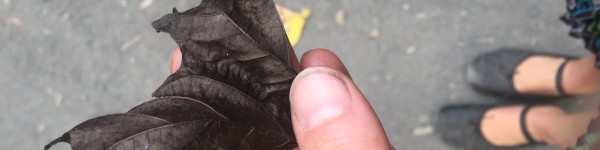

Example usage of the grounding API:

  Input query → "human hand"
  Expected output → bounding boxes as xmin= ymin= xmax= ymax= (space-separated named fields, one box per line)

xmin=170 ymin=47 xmax=391 ymax=149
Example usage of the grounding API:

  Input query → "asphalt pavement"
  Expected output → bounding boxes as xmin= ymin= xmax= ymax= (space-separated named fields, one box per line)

xmin=0 ymin=0 xmax=590 ymax=149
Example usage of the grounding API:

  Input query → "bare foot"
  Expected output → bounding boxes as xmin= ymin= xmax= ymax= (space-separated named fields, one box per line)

xmin=513 ymin=56 xmax=566 ymax=96
xmin=513 ymin=54 xmax=600 ymax=96
xmin=481 ymin=105 xmax=598 ymax=149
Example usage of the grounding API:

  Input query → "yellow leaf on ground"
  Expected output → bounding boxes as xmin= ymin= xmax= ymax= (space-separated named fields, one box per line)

xmin=276 ymin=4 xmax=310 ymax=47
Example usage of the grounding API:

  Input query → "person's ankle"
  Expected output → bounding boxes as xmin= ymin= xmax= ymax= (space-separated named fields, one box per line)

xmin=562 ymin=55 xmax=600 ymax=96
xmin=568 ymin=85 xmax=600 ymax=95
xmin=563 ymin=77 xmax=600 ymax=95
xmin=526 ymin=106 xmax=564 ymax=144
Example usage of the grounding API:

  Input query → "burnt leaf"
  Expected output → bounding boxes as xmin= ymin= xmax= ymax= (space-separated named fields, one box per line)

xmin=152 ymin=74 xmax=291 ymax=135
xmin=197 ymin=0 xmax=292 ymax=65
xmin=127 ymin=97 xmax=228 ymax=123
xmin=45 ymin=0 xmax=297 ymax=149
xmin=107 ymin=120 xmax=213 ymax=150
xmin=185 ymin=120 xmax=297 ymax=150
xmin=44 ymin=114 xmax=171 ymax=150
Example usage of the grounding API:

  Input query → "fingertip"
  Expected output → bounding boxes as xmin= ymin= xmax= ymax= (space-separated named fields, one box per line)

xmin=300 ymin=48 xmax=351 ymax=77
xmin=290 ymin=67 xmax=390 ymax=149
xmin=170 ymin=47 xmax=182 ymax=74
xmin=290 ymin=67 xmax=352 ymax=130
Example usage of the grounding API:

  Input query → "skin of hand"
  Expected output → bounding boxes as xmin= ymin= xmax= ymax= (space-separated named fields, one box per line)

xmin=170 ymin=47 xmax=392 ymax=150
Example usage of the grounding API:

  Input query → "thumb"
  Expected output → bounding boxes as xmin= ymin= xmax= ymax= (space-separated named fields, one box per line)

xmin=290 ymin=67 xmax=391 ymax=149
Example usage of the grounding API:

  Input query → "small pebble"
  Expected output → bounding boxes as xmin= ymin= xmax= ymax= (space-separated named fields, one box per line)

xmin=45 ymin=87 xmax=63 ymax=107
xmin=369 ymin=28 xmax=380 ymax=38
xmin=119 ymin=0 xmax=127 ymax=7
xmin=121 ymin=36 xmax=141 ymax=50
xmin=412 ymin=126 xmax=434 ymax=136
xmin=402 ymin=4 xmax=410 ymax=11
xmin=415 ymin=13 xmax=427 ymax=19
xmin=139 ymin=0 xmax=153 ymax=9
xmin=54 ymin=94 xmax=63 ymax=107
xmin=406 ymin=46 xmax=416 ymax=54
xmin=37 ymin=123 xmax=46 ymax=133
xmin=334 ymin=10 xmax=345 ymax=26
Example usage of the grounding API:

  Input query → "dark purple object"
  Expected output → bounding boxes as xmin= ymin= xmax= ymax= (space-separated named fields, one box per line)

xmin=44 ymin=0 xmax=297 ymax=149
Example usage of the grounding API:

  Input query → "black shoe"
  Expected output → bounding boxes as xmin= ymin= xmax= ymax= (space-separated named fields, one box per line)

xmin=466 ymin=49 xmax=577 ymax=100
xmin=435 ymin=104 xmax=541 ymax=150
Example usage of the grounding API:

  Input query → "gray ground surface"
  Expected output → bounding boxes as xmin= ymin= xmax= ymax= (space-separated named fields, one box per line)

xmin=0 ymin=0 xmax=592 ymax=149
